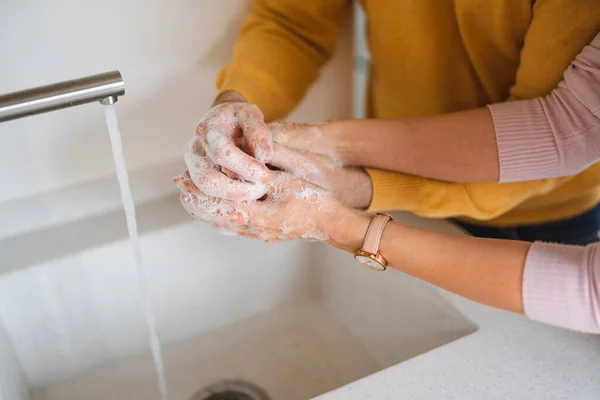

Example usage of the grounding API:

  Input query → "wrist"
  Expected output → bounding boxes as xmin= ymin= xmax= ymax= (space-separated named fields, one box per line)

xmin=323 ymin=120 xmax=356 ymax=165
xmin=213 ymin=90 xmax=246 ymax=106
xmin=327 ymin=209 xmax=371 ymax=252
xmin=325 ymin=119 xmax=378 ymax=166
xmin=336 ymin=167 xmax=372 ymax=210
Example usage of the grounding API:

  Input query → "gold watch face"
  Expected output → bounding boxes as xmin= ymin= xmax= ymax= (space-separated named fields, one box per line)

xmin=354 ymin=254 xmax=386 ymax=271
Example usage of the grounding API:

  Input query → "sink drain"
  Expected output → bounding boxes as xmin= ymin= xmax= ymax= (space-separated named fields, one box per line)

xmin=190 ymin=380 xmax=270 ymax=400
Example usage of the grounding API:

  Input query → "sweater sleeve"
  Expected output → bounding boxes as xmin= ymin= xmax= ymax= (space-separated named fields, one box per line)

xmin=523 ymin=242 xmax=600 ymax=333
xmin=366 ymin=168 xmax=571 ymax=220
xmin=490 ymin=32 xmax=600 ymax=182
xmin=216 ymin=0 xmax=351 ymax=122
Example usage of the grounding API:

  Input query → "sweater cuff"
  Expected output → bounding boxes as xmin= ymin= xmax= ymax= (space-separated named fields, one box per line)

xmin=216 ymin=65 xmax=290 ymax=122
xmin=523 ymin=242 xmax=599 ymax=333
xmin=488 ymin=100 xmax=560 ymax=182
xmin=365 ymin=168 xmax=423 ymax=212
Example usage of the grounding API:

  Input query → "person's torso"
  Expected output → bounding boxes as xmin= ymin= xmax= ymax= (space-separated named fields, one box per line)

xmin=361 ymin=0 xmax=532 ymax=117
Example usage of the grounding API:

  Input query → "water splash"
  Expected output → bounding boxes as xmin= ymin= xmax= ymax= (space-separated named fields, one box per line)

xmin=103 ymin=104 xmax=168 ymax=400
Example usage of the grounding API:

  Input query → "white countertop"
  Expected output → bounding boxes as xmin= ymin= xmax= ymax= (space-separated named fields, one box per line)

xmin=317 ymin=215 xmax=600 ymax=400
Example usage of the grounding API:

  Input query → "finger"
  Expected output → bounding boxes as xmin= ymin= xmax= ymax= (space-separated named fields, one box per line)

xmin=201 ymin=129 xmax=271 ymax=184
xmin=238 ymin=105 xmax=273 ymax=163
xmin=174 ymin=174 xmax=249 ymax=225
xmin=211 ymin=220 xmax=249 ymax=232
xmin=269 ymin=122 xmax=324 ymax=153
xmin=179 ymin=195 xmax=210 ymax=221
xmin=221 ymin=167 xmax=239 ymax=180
xmin=211 ymin=222 xmax=248 ymax=232
xmin=264 ymin=172 xmax=326 ymax=206
xmin=178 ymin=191 xmax=216 ymax=223
xmin=269 ymin=144 xmax=314 ymax=176
xmin=195 ymin=104 xmax=238 ymax=139
xmin=246 ymin=226 xmax=275 ymax=242
xmin=269 ymin=144 xmax=331 ymax=190
xmin=211 ymin=222 xmax=246 ymax=237
xmin=184 ymin=145 xmax=268 ymax=201
xmin=179 ymin=189 xmax=247 ymax=225
xmin=195 ymin=104 xmax=269 ymax=182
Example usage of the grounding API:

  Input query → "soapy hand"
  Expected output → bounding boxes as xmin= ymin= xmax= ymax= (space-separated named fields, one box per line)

xmin=173 ymin=170 xmax=347 ymax=243
xmin=268 ymin=122 xmax=341 ymax=163
xmin=269 ymin=123 xmax=372 ymax=209
xmin=269 ymin=143 xmax=371 ymax=209
xmin=184 ymin=102 xmax=273 ymax=201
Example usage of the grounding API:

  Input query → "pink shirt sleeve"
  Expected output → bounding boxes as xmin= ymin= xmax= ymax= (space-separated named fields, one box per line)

xmin=489 ymin=32 xmax=600 ymax=182
xmin=487 ymin=32 xmax=600 ymax=333
xmin=523 ymin=242 xmax=600 ymax=333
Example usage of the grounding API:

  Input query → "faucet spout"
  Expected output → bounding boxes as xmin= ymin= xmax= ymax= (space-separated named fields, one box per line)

xmin=100 ymin=95 xmax=119 ymax=105
xmin=0 ymin=70 xmax=125 ymax=122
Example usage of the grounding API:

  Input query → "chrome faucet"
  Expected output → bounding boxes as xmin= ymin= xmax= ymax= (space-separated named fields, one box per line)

xmin=0 ymin=70 xmax=125 ymax=122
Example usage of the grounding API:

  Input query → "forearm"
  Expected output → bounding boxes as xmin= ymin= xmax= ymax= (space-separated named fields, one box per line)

xmin=330 ymin=211 xmax=530 ymax=313
xmin=328 ymin=108 xmax=500 ymax=182
xmin=226 ymin=91 xmax=497 ymax=179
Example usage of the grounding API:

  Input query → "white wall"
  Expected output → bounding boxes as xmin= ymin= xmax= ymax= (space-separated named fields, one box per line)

xmin=0 ymin=322 xmax=28 ymax=400
xmin=0 ymin=0 xmax=352 ymax=204
xmin=0 ymin=0 xmax=352 ymax=390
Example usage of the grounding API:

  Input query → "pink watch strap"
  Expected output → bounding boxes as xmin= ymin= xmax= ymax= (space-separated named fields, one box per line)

xmin=361 ymin=213 xmax=392 ymax=254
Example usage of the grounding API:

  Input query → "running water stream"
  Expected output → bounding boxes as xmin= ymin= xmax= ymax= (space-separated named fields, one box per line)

xmin=103 ymin=104 xmax=169 ymax=400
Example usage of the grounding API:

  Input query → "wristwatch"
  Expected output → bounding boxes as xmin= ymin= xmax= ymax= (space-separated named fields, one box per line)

xmin=354 ymin=212 xmax=393 ymax=271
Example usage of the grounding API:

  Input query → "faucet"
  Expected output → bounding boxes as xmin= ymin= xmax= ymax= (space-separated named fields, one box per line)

xmin=0 ymin=70 xmax=125 ymax=122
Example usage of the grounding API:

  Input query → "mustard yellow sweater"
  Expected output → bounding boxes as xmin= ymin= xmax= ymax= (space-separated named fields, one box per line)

xmin=217 ymin=0 xmax=600 ymax=226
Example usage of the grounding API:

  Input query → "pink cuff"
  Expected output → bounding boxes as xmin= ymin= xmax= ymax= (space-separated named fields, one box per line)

xmin=523 ymin=242 xmax=600 ymax=333
xmin=488 ymin=100 xmax=559 ymax=182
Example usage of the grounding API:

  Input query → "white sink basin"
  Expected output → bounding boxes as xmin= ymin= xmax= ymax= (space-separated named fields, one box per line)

xmin=0 ymin=189 xmax=477 ymax=400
